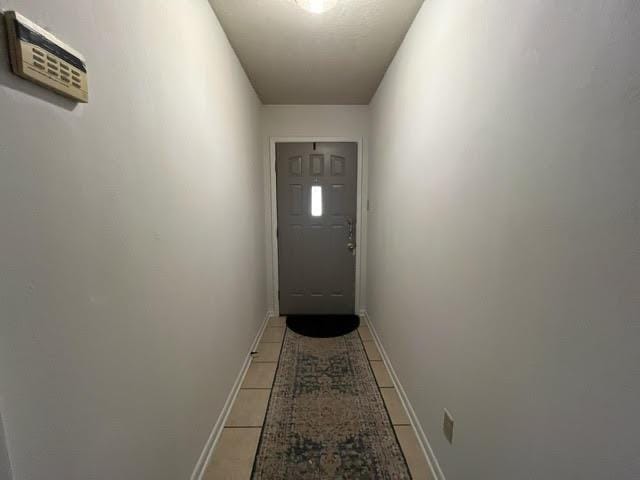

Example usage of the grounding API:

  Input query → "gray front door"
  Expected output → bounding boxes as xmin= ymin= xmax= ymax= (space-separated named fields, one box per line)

xmin=276 ymin=142 xmax=358 ymax=315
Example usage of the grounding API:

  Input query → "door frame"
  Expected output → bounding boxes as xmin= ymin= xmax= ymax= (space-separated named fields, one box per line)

xmin=269 ymin=136 xmax=366 ymax=316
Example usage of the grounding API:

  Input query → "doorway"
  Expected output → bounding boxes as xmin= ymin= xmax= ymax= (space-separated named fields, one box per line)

xmin=275 ymin=142 xmax=359 ymax=315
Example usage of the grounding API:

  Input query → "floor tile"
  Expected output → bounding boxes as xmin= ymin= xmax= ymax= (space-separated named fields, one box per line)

xmin=370 ymin=360 xmax=393 ymax=387
xmin=358 ymin=325 xmax=373 ymax=341
xmin=268 ymin=316 xmax=286 ymax=328
xmin=252 ymin=341 xmax=281 ymax=363
xmin=394 ymin=426 xmax=434 ymax=480
xmin=363 ymin=340 xmax=382 ymax=361
xmin=242 ymin=362 xmax=277 ymax=389
xmin=226 ymin=389 xmax=271 ymax=427
xmin=204 ymin=427 xmax=261 ymax=480
xmin=261 ymin=327 xmax=285 ymax=343
xmin=381 ymin=388 xmax=410 ymax=425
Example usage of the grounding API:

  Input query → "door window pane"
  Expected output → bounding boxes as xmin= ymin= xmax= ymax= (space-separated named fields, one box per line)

xmin=311 ymin=186 xmax=323 ymax=217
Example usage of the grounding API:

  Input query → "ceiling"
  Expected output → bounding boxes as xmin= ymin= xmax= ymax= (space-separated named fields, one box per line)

xmin=208 ymin=0 xmax=424 ymax=105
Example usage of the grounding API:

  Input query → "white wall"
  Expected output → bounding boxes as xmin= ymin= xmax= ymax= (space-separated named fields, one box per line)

xmin=261 ymin=105 xmax=370 ymax=313
xmin=0 ymin=1 xmax=266 ymax=479
xmin=367 ymin=1 xmax=640 ymax=479
xmin=0 ymin=414 xmax=11 ymax=480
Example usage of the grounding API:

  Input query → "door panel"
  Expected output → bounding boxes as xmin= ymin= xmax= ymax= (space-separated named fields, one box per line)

xmin=276 ymin=142 xmax=357 ymax=314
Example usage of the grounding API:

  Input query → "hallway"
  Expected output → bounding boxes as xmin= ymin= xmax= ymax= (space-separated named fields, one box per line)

xmin=204 ymin=316 xmax=431 ymax=479
xmin=1 ymin=1 xmax=639 ymax=479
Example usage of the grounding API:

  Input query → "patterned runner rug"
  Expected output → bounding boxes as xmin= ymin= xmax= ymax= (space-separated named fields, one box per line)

xmin=252 ymin=329 xmax=411 ymax=479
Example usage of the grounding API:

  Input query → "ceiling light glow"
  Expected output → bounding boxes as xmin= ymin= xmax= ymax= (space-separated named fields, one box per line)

xmin=295 ymin=0 xmax=338 ymax=14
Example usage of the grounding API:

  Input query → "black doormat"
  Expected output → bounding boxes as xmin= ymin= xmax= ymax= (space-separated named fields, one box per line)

xmin=286 ymin=315 xmax=360 ymax=338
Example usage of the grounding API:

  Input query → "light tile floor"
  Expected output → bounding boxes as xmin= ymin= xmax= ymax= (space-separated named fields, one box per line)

xmin=395 ymin=426 xmax=434 ymax=480
xmin=203 ymin=428 xmax=261 ymax=480
xmin=251 ymin=341 xmax=281 ymax=363
xmin=242 ymin=363 xmax=277 ymax=389
xmin=370 ymin=360 xmax=394 ymax=387
xmin=226 ymin=389 xmax=270 ymax=427
xmin=381 ymin=387 xmax=411 ymax=426
xmin=204 ymin=316 xmax=434 ymax=479
xmin=363 ymin=340 xmax=382 ymax=361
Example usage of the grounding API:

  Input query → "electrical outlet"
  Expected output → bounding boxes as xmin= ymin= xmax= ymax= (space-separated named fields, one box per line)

xmin=443 ymin=409 xmax=454 ymax=444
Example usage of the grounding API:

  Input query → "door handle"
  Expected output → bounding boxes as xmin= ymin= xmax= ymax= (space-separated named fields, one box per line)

xmin=346 ymin=217 xmax=354 ymax=238
xmin=346 ymin=217 xmax=356 ymax=255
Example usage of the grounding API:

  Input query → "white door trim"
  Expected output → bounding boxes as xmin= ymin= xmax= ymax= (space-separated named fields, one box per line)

xmin=269 ymin=136 xmax=365 ymax=316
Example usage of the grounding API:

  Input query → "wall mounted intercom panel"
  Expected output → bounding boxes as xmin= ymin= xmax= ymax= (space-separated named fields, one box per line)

xmin=4 ymin=11 xmax=88 ymax=102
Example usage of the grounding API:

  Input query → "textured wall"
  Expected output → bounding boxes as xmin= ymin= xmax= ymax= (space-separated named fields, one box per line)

xmin=367 ymin=1 xmax=640 ymax=478
xmin=0 ymin=412 xmax=12 ymax=480
xmin=0 ymin=1 xmax=265 ymax=479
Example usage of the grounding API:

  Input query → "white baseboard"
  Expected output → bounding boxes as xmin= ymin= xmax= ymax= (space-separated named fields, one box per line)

xmin=361 ymin=311 xmax=446 ymax=480
xmin=190 ymin=310 xmax=274 ymax=480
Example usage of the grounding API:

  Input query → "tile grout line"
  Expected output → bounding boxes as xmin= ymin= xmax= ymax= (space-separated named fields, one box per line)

xmin=356 ymin=321 xmax=413 ymax=476
xmin=363 ymin=312 xmax=443 ymax=480
xmin=224 ymin=426 xmax=264 ymax=429
xmin=362 ymin=342 xmax=412 ymax=426
xmin=213 ymin=319 xmax=285 ymax=477
xmin=250 ymin=318 xmax=288 ymax=477
xmin=193 ymin=311 xmax=274 ymax=480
